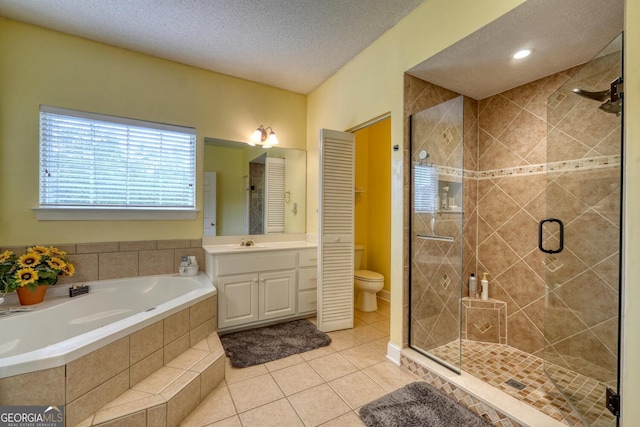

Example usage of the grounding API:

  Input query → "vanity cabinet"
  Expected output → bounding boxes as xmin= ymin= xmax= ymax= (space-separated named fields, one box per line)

xmin=298 ymin=250 xmax=318 ymax=314
xmin=206 ymin=247 xmax=317 ymax=332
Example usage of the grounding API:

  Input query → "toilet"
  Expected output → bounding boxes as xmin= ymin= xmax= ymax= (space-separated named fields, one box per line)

xmin=354 ymin=244 xmax=384 ymax=312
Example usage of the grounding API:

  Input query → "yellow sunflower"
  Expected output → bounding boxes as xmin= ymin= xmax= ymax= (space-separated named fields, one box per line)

xmin=62 ymin=262 xmax=75 ymax=276
xmin=28 ymin=245 xmax=50 ymax=256
xmin=47 ymin=257 xmax=66 ymax=271
xmin=48 ymin=247 xmax=67 ymax=258
xmin=0 ymin=250 xmax=13 ymax=262
xmin=15 ymin=267 xmax=39 ymax=287
xmin=18 ymin=252 xmax=42 ymax=268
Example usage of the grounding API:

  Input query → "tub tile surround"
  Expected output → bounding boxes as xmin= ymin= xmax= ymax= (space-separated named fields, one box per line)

xmin=0 ymin=293 xmax=219 ymax=427
xmin=69 ymin=295 xmax=220 ymax=426
xmin=404 ymin=49 xmax=621 ymax=427
xmin=0 ymin=239 xmax=205 ymax=285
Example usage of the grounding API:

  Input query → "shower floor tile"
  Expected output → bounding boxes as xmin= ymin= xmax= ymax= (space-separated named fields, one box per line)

xmin=429 ymin=340 xmax=616 ymax=427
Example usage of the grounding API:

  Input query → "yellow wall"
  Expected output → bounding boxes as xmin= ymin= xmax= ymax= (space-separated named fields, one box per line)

xmin=354 ymin=129 xmax=369 ymax=255
xmin=367 ymin=119 xmax=391 ymax=292
xmin=622 ymin=0 xmax=640 ymax=423
xmin=203 ymin=145 xmax=245 ymax=236
xmin=354 ymin=119 xmax=391 ymax=292
xmin=0 ymin=18 xmax=306 ymax=245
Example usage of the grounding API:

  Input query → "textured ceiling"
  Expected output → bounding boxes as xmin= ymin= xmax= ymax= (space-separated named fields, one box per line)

xmin=408 ymin=0 xmax=624 ymax=100
xmin=0 ymin=0 xmax=425 ymax=94
xmin=0 ymin=0 xmax=624 ymax=98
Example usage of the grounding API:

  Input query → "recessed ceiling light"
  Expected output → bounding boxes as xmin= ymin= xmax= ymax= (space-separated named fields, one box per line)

xmin=513 ymin=49 xmax=532 ymax=59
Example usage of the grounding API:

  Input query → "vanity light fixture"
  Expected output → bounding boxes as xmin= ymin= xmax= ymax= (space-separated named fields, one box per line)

xmin=513 ymin=49 xmax=532 ymax=59
xmin=250 ymin=125 xmax=279 ymax=148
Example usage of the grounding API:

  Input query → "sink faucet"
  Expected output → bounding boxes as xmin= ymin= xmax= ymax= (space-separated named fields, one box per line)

xmin=240 ymin=237 xmax=255 ymax=247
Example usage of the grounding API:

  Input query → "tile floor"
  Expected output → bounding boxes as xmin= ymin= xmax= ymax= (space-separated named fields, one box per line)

xmin=181 ymin=300 xmax=420 ymax=426
xmin=428 ymin=340 xmax=615 ymax=427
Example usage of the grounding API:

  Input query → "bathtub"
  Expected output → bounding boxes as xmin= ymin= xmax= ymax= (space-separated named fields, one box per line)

xmin=0 ymin=272 xmax=216 ymax=379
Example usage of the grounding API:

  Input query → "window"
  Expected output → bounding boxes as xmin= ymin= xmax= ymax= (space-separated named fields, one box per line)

xmin=37 ymin=106 xmax=196 ymax=220
xmin=413 ymin=164 xmax=438 ymax=213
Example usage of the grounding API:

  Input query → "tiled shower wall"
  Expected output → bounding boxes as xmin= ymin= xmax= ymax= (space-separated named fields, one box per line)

xmin=476 ymin=50 xmax=620 ymax=364
xmin=0 ymin=239 xmax=204 ymax=285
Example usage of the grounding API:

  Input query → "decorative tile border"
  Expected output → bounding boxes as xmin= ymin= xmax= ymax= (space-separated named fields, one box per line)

xmin=418 ymin=155 xmax=621 ymax=181
xmin=477 ymin=155 xmax=620 ymax=180
xmin=401 ymin=355 xmax=525 ymax=427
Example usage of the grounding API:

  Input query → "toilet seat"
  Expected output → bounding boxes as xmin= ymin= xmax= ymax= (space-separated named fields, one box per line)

xmin=354 ymin=270 xmax=384 ymax=282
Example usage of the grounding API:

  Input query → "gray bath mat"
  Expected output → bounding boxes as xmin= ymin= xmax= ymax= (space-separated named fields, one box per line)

xmin=220 ymin=319 xmax=331 ymax=368
xmin=359 ymin=382 xmax=494 ymax=427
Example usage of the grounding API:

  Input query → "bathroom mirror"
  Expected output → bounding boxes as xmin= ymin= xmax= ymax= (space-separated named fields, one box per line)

xmin=203 ymin=137 xmax=306 ymax=236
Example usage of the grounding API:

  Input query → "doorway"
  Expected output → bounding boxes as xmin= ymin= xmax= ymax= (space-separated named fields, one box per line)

xmin=353 ymin=117 xmax=392 ymax=303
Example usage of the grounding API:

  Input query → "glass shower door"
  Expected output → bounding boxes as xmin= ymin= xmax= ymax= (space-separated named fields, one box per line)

xmin=542 ymin=34 xmax=622 ymax=427
xmin=409 ymin=96 xmax=464 ymax=372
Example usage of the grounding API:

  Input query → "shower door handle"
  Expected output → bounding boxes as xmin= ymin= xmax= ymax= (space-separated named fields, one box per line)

xmin=538 ymin=218 xmax=564 ymax=254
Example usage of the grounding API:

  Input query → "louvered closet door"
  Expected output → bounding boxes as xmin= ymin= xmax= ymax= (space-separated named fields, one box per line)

xmin=265 ymin=158 xmax=285 ymax=233
xmin=317 ymin=129 xmax=354 ymax=332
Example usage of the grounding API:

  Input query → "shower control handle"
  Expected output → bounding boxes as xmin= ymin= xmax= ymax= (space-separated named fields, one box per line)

xmin=538 ymin=218 xmax=564 ymax=254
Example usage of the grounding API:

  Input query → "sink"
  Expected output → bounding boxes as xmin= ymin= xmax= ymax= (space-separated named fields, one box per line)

xmin=230 ymin=244 xmax=267 ymax=249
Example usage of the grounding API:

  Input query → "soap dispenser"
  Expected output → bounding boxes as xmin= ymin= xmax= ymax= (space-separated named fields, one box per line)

xmin=480 ymin=273 xmax=489 ymax=301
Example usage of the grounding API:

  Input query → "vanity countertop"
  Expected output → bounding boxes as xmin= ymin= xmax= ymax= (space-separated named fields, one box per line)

xmin=203 ymin=241 xmax=318 ymax=255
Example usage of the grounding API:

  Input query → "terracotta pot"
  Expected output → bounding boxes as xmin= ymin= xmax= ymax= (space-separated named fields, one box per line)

xmin=16 ymin=285 xmax=48 ymax=305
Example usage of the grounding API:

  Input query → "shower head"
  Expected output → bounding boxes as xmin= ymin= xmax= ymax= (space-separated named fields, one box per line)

xmin=572 ymin=87 xmax=621 ymax=116
xmin=572 ymin=88 xmax=610 ymax=102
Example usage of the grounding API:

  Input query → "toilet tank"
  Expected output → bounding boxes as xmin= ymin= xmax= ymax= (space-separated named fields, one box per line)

xmin=354 ymin=244 xmax=364 ymax=270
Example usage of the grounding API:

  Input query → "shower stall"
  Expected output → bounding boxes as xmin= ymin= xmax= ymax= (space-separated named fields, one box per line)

xmin=407 ymin=34 xmax=623 ymax=427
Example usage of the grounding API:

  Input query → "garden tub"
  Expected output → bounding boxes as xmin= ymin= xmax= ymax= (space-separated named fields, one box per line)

xmin=0 ymin=272 xmax=216 ymax=379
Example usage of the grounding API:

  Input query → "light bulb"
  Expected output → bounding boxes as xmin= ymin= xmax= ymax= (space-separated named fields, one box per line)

xmin=513 ymin=49 xmax=531 ymax=59
xmin=268 ymin=131 xmax=279 ymax=145
xmin=251 ymin=129 xmax=263 ymax=143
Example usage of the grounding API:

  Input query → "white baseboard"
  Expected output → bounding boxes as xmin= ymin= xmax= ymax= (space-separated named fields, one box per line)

xmin=386 ymin=341 xmax=402 ymax=365
xmin=378 ymin=289 xmax=390 ymax=302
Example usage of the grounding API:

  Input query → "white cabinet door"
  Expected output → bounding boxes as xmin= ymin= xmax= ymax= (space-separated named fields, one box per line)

xmin=259 ymin=270 xmax=296 ymax=320
xmin=218 ymin=274 xmax=259 ymax=329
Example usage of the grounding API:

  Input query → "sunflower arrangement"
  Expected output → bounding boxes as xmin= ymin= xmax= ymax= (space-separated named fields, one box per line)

xmin=0 ymin=246 xmax=75 ymax=293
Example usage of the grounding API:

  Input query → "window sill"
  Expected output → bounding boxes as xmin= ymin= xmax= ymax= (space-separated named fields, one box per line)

xmin=32 ymin=207 xmax=199 ymax=221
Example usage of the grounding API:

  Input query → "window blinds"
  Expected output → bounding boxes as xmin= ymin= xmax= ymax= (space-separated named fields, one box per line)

xmin=39 ymin=106 xmax=196 ymax=208
xmin=413 ymin=164 xmax=438 ymax=213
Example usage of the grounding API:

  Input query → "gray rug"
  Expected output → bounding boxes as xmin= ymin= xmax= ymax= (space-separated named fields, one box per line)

xmin=359 ymin=382 xmax=495 ymax=427
xmin=219 ymin=319 xmax=331 ymax=368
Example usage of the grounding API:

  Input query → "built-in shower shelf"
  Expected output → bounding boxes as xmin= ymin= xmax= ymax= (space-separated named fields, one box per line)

xmin=417 ymin=234 xmax=454 ymax=242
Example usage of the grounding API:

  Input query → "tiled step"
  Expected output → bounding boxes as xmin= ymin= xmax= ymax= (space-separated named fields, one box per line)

xmin=78 ymin=332 xmax=225 ymax=427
